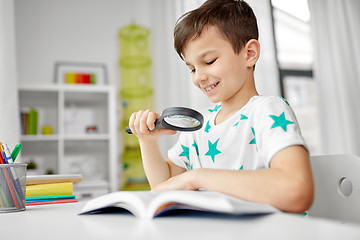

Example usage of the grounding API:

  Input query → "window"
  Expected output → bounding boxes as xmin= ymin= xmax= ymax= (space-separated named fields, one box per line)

xmin=271 ymin=0 xmax=321 ymax=155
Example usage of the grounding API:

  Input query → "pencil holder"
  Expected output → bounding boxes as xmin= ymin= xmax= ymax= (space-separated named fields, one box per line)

xmin=0 ymin=163 xmax=27 ymax=213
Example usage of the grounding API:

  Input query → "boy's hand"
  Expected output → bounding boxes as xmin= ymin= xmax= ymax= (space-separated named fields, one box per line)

xmin=128 ymin=109 xmax=177 ymax=140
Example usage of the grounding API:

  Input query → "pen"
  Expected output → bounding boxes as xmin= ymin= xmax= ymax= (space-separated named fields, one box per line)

xmin=2 ymin=143 xmax=25 ymax=207
xmin=0 ymin=170 xmax=11 ymax=207
xmin=3 ymin=143 xmax=14 ymax=164
xmin=0 ymin=146 xmax=13 ymax=207
xmin=0 ymin=143 xmax=4 ymax=164
xmin=11 ymin=144 xmax=22 ymax=162
xmin=0 ymin=142 xmax=5 ymax=163
xmin=0 ymin=161 xmax=20 ymax=207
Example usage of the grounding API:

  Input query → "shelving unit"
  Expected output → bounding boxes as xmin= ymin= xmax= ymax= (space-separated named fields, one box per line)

xmin=18 ymin=84 xmax=118 ymax=198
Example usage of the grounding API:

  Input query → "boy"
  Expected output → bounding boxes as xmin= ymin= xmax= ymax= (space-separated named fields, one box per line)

xmin=128 ymin=0 xmax=314 ymax=213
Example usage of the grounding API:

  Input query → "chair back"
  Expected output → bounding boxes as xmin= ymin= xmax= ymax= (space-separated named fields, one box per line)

xmin=308 ymin=154 xmax=360 ymax=223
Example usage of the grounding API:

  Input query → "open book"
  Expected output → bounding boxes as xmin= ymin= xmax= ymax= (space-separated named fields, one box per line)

xmin=79 ymin=190 xmax=279 ymax=219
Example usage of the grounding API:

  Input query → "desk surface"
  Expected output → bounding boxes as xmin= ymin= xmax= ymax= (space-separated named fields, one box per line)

xmin=1 ymin=201 xmax=360 ymax=240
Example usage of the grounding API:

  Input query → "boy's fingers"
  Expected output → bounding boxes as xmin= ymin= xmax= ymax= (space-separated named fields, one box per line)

xmin=129 ymin=110 xmax=166 ymax=136
xmin=134 ymin=110 xmax=144 ymax=133
xmin=128 ymin=112 xmax=137 ymax=134
xmin=147 ymin=111 xmax=159 ymax=130
xmin=139 ymin=110 xmax=151 ymax=133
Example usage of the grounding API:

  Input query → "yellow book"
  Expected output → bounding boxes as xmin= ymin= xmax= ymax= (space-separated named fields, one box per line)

xmin=26 ymin=182 xmax=73 ymax=197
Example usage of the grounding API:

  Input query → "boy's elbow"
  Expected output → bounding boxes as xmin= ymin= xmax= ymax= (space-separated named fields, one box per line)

xmin=284 ymin=179 xmax=314 ymax=213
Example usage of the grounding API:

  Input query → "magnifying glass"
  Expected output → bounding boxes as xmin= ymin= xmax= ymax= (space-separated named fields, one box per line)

xmin=125 ymin=107 xmax=204 ymax=134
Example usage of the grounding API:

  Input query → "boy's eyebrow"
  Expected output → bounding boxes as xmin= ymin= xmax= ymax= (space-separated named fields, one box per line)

xmin=200 ymin=50 xmax=216 ymax=58
xmin=185 ymin=50 xmax=217 ymax=66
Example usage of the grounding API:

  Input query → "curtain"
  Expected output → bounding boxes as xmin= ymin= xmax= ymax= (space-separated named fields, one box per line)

xmin=150 ymin=0 xmax=279 ymax=155
xmin=308 ymin=0 xmax=360 ymax=155
xmin=0 ymin=0 xmax=20 ymax=152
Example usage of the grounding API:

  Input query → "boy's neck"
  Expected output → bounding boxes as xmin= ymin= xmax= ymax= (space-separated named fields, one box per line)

xmin=215 ymin=78 xmax=258 ymax=125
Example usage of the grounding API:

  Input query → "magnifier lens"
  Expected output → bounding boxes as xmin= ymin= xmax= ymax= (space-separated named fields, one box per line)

xmin=164 ymin=114 xmax=201 ymax=128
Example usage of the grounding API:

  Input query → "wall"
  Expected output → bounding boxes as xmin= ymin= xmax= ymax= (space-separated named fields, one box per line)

xmin=15 ymin=0 xmax=152 ymax=88
xmin=0 ymin=0 xmax=20 ymax=148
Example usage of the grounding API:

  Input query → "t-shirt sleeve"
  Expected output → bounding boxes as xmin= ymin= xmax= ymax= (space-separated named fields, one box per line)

xmin=253 ymin=97 xmax=308 ymax=167
xmin=167 ymin=132 xmax=192 ymax=170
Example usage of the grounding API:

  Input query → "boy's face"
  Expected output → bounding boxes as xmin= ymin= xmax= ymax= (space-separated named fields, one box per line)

xmin=183 ymin=25 xmax=254 ymax=104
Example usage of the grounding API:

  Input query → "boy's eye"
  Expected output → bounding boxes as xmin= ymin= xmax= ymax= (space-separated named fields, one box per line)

xmin=206 ymin=59 xmax=217 ymax=65
xmin=190 ymin=68 xmax=196 ymax=73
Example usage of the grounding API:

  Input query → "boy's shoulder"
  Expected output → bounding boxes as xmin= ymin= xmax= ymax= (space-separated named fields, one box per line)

xmin=248 ymin=95 xmax=290 ymax=108
xmin=243 ymin=95 xmax=294 ymax=117
xmin=245 ymin=96 xmax=297 ymax=126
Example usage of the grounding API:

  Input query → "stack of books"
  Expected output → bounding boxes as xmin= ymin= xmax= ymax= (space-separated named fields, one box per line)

xmin=20 ymin=108 xmax=38 ymax=135
xmin=26 ymin=174 xmax=82 ymax=206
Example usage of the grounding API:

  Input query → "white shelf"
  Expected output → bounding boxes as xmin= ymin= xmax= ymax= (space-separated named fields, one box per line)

xmin=21 ymin=134 xmax=59 ymax=141
xmin=18 ymin=84 xmax=118 ymax=195
xmin=19 ymin=84 xmax=112 ymax=92
xmin=63 ymin=134 xmax=110 ymax=141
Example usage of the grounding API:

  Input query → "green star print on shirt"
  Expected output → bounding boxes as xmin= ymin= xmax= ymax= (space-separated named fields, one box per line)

xmin=233 ymin=114 xmax=248 ymax=127
xmin=208 ymin=104 xmax=221 ymax=112
xmin=205 ymin=120 xmax=211 ymax=133
xmin=192 ymin=141 xmax=199 ymax=156
xmin=205 ymin=139 xmax=222 ymax=163
xmin=179 ymin=145 xmax=190 ymax=160
xmin=249 ymin=127 xmax=256 ymax=145
xmin=269 ymin=112 xmax=294 ymax=132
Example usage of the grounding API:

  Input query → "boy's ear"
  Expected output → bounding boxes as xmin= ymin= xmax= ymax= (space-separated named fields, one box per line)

xmin=244 ymin=39 xmax=260 ymax=68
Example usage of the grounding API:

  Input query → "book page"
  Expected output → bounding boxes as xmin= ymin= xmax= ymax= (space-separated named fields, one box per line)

xmin=148 ymin=190 xmax=278 ymax=218
xmin=80 ymin=191 xmax=162 ymax=218
xmin=225 ymin=194 xmax=279 ymax=214
xmin=148 ymin=190 xmax=232 ymax=217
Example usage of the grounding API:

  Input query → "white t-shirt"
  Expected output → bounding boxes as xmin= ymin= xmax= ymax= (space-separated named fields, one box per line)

xmin=168 ymin=96 xmax=307 ymax=171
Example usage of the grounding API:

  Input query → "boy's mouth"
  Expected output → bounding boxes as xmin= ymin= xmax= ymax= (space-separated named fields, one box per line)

xmin=204 ymin=82 xmax=219 ymax=92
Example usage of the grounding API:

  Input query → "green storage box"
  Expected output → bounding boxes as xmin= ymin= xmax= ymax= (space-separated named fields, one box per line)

xmin=121 ymin=149 xmax=149 ymax=190
xmin=119 ymin=57 xmax=152 ymax=96
xmin=118 ymin=24 xmax=151 ymax=59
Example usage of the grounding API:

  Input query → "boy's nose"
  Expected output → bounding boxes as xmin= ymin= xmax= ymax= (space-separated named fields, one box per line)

xmin=194 ymin=69 xmax=208 ymax=84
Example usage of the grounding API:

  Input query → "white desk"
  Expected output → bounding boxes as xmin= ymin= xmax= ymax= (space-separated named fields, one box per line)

xmin=1 ymin=201 xmax=360 ymax=240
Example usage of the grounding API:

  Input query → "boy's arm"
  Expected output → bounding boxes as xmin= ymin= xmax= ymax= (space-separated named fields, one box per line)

xmin=152 ymin=145 xmax=314 ymax=213
xmin=128 ymin=109 xmax=185 ymax=188
xmin=139 ymin=139 xmax=186 ymax=188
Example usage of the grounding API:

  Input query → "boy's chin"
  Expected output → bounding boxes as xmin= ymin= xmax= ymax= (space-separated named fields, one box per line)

xmin=207 ymin=97 xmax=221 ymax=104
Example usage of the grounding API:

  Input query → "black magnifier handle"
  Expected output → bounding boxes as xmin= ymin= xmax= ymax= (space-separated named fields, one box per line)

xmin=125 ymin=126 xmax=133 ymax=134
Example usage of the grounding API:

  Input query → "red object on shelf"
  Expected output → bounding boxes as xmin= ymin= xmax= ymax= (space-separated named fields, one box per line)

xmin=67 ymin=73 xmax=93 ymax=84
xmin=82 ymin=74 xmax=91 ymax=84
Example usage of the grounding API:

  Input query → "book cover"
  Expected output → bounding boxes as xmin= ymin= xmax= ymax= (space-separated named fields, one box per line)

xmin=26 ymin=198 xmax=78 ymax=206
xmin=26 ymin=174 xmax=82 ymax=185
xmin=27 ymin=108 xmax=38 ymax=135
xmin=26 ymin=182 xmax=73 ymax=197
xmin=21 ymin=111 xmax=28 ymax=135
xmin=79 ymin=190 xmax=278 ymax=219
xmin=26 ymin=195 xmax=76 ymax=202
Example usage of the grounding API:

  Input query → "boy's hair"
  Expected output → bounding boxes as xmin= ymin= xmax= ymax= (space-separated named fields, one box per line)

xmin=174 ymin=0 xmax=258 ymax=60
